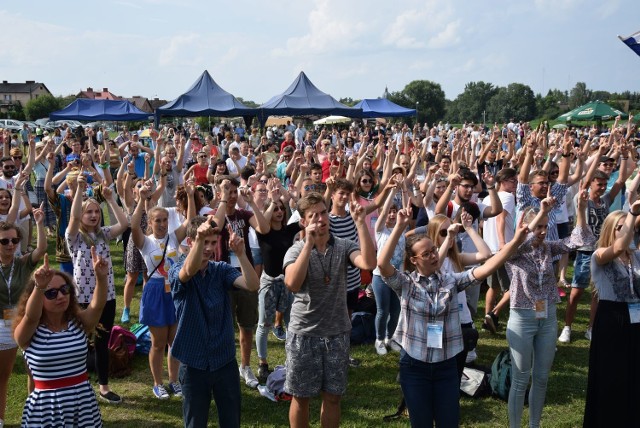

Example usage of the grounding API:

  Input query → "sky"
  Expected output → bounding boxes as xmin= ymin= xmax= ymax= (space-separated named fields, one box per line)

xmin=1 ymin=0 xmax=639 ymax=105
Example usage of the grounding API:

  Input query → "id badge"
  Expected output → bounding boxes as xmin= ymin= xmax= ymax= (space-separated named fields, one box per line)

xmin=535 ymin=299 xmax=547 ymax=319
xmin=164 ymin=278 xmax=171 ymax=294
xmin=3 ymin=307 xmax=16 ymax=328
xmin=628 ymin=303 xmax=640 ymax=324
xmin=229 ymin=251 xmax=240 ymax=267
xmin=426 ymin=321 xmax=444 ymax=349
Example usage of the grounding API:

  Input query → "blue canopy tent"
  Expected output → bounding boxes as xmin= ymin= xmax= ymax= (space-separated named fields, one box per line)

xmin=50 ymin=99 xmax=151 ymax=121
xmin=155 ymin=70 xmax=256 ymax=127
xmin=353 ymin=98 xmax=416 ymax=118
xmin=257 ymin=72 xmax=360 ymax=126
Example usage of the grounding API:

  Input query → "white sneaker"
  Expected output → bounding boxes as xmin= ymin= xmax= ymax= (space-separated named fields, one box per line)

xmin=465 ymin=349 xmax=477 ymax=364
xmin=558 ymin=326 xmax=571 ymax=343
xmin=385 ymin=338 xmax=402 ymax=352
xmin=375 ymin=339 xmax=387 ymax=355
xmin=585 ymin=328 xmax=592 ymax=341
xmin=239 ymin=365 xmax=259 ymax=389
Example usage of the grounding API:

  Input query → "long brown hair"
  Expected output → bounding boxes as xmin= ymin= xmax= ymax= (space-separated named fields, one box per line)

xmin=427 ymin=214 xmax=463 ymax=272
xmin=12 ymin=271 xmax=86 ymax=335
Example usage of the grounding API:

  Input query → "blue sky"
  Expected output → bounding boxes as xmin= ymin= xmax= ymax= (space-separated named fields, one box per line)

xmin=1 ymin=0 xmax=638 ymax=104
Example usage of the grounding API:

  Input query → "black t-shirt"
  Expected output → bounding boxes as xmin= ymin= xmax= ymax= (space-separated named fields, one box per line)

xmin=217 ymin=209 xmax=254 ymax=266
xmin=257 ymin=223 xmax=301 ymax=277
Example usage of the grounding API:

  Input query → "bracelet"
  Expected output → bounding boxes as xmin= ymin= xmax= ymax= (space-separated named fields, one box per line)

xmin=486 ymin=186 xmax=495 ymax=190
xmin=621 ymin=157 xmax=629 ymax=160
xmin=631 ymin=210 xmax=640 ymax=216
xmin=35 ymin=284 xmax=47 ymax=292
xmin=160 ymin=173 xmax=168 ymax=177
xmin=99 ymin=162 xmax=109 ymax=169
xmin=220 ymin=200 xmax=228 ymax=204
xmin=561 ymin=153 xmax=571 ymax=157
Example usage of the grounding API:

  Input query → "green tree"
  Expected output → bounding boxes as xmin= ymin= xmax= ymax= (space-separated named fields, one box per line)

xmin=236 ymin=97 xmax=260 ymax=108
xmin=388 ymin=80 xmax=445 ymax=125
xmin=536 ymin=89 xmax=568 ymax=120
xmin=449 ymin=81 xmax=497 ymax=123
xmin=569 ymin=82 xmax=591 ymax=108
xmin=338 ymin=97 xmax=361 ymax=107
xmin=486 ymin=83 xmax=537 ymax=123
xmin=24 ymin=94 xmax=61 ymax=120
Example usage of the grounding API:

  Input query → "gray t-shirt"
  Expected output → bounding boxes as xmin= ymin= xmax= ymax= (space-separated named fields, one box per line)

xmin=283 ymin=235 xmax=359 ymax=337
xmin=575 ymin=193 xmax=612 ymax=252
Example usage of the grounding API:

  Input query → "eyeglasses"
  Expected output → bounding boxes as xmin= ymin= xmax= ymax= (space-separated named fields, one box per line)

xmin=360 ymin=179 xmax=373 ymax=184
xmin=459 ymin=184 xmax=474 ymax=189
xmin=414 ymin=247 xmax=439 ymax=259
xmin=0 ymin=237 xmax=20 ymax=245
xmin=43 ymin=283 xmax=71 ymax=300
xmin=438 ymin=229 xmax=448 ymax=238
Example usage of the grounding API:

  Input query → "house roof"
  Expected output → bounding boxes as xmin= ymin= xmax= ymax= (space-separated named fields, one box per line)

xmin=0 ymin=80 xmax=51 ymax=94
xmin=126 ymin=96 xmax=154 ymax=113
xmin=149 ymin=98 xmax=168 ymax=111
xmin=77 ymin=87 xmax=121 ymax=100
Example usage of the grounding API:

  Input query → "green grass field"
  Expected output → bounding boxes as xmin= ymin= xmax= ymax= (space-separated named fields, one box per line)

xmin=5 ymin=237 xmax=592 ymax=427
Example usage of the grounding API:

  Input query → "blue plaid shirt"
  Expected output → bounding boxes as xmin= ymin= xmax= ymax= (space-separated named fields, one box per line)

xmin=169 ymin=258 xmax=241 ymax=371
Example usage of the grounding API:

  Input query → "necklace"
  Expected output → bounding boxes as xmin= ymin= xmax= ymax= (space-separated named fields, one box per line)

xmin=315 ymin=246 xmax=333 ymax=285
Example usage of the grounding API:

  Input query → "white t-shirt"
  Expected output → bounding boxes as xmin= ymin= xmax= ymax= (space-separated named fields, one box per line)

xmin=482 ymin=191 xmax=516 ymax=253
xmin=140 ymin=233 xmax=181 ymax=280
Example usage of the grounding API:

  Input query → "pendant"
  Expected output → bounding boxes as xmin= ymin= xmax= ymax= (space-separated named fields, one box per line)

xmin=324 ymin=276 xmax=330 ymax=284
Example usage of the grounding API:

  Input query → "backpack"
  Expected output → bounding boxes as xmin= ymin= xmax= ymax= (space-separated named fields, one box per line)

xmin=490 ymin=349 xmax=512 ymax=400
xmin=460 ymin=367 xmax=491 ymax=398
xmin=266 ymin=365 xmax=291 ymax=401
xmin=107 ymin=326 xmax=136 ymax=378
xmin=130 ymin=323 xmax=152 ymax=355
xmin=350 ymin=311 xmax=375 ymax=345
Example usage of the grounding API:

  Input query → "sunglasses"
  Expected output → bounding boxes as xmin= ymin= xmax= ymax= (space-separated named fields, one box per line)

xmin=439 ymin=229 xmax=448 ymax=238
xmin=44 ymin=283 xmax=71 ymax=300
xmin=259 ymin=179 xmax=268 ymax=184
xmin=12 ymin=156 xmax=23 ymax=160
xmin=0 ymin=237 xmax=20 ymax=245
xmin=360 ymin=179 xmax=373 ymax=184
xmin=615 ymin=224 xmax=624 ymax=232
xmin=273 ymin=206 xmax=285 ymax=212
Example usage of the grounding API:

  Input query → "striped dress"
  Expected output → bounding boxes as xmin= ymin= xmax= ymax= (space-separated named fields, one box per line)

xmin=21 ymin=321 xmax=102 ymax=427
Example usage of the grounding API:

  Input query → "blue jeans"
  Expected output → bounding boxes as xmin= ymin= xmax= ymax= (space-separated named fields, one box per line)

xmin=256 ymin=274 xmax=292 ymax=360
xmin=371 ymin=274 xmax=400 ymax=341
xmin=506 ymin=305 xmax=557 ymax=428
xmin=179 ymin=360 xmax=241 ymax=428
xmin=399 ymin=351 xmax=460 ymax=428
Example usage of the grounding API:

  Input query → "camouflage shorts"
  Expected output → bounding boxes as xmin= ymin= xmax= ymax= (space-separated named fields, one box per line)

xmin=285 ymin=332 xmax=350 ymax=397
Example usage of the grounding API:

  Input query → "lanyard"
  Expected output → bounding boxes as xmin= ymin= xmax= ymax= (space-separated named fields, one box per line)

xmin=628 ymin=257 xmax=635 ymax=297
xmin=1 ymin=259 xmax=16 ymax=307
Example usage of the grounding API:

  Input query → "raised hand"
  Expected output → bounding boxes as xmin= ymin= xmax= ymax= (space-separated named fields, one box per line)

xmin=34 ymin=254 xmax=55 ymax=288
xmin=91 ymin=246 xmax=109 ymax=278
xmin=228 ymin=230 xmax=245 ymax=256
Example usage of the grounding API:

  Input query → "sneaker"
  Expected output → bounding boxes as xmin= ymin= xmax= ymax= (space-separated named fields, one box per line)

xmin=152 ymin=384 xmax=169 ymax=400
xmin=120 ymin=307 xmax=130 ymax=324
xmin=258 ymin=364 xmax=272 ymax=384
xmin=375 ymin=339 xmax=387 ymax=356
xmin=272 ymin=325 xmax=287 ymax=341
xmin=585 ymin=328 xmax=592 ymax=341
xmin=484 ymin=313 xmax=497 ymax=334
xmin=349 ymin=356 xmax=361 ymax=368
xmin=385 ymin=338 xmax=402 ymax=352
xmin=558 ymin=326 xmax=571 ymax=343
xmin=99 ymin=390 xmax=122 ymax=404
xmin=168 ymin=381 xmax=182 ymax=398
xmin=465 ymin=349 xmax=478 ymax=364
xmin=239 ymin=365 xmax=259 ymax=388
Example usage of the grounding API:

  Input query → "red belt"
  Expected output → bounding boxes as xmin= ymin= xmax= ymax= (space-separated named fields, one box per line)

xmin=34 ymin=372 xmax=88 ymax=390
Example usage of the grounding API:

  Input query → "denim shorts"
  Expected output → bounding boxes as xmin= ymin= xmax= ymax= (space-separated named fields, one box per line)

xmin=285 ymin=332 xmax=350 ymax=397
xmin=572 ymin=251 xmax=593 ymax=289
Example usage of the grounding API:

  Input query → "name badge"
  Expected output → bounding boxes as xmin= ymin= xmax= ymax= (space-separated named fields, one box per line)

xmin=3 ymin=307 xmax=15 ymax=328
xmin=426 ymin=321 xmax=444 ymax=349
xmin=229 ymin=251 xmax=240 ymax=268
xmin=535 ymin=300 xmax=547 ymax=319
xmin=629 ymin=303 xmax=640 ymax=324
xmin=164 ymin=278 xmax=171 ymax=294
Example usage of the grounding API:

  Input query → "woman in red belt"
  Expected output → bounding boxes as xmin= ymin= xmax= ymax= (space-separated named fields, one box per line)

xmin=13 ymin=249 xmax=108 ymax=427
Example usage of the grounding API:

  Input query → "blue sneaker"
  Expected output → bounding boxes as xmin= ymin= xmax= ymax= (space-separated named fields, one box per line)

xmin=153 ymin=384 xmax=169 ymax=400
xmin=168 ymin=381 xmax=182 ymax=398
xmin=272 ymin=326 xmax=287 ymax=341
xmin=120 ymin=308 xmax=130 ymax=324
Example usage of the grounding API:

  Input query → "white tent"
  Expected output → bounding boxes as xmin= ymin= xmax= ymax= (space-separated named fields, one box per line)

xmin=313 ymin=115 xmax=351 ymax=125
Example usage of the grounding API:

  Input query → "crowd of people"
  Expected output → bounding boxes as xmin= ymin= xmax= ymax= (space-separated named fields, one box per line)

xmin=0 ymin=114 xmax=639 ymax=427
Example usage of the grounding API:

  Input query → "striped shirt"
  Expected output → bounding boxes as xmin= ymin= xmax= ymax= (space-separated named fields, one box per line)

xmin=329 ymin=213 xmax=361 ymax=292
xmin=516 ymin=182 xmax=567 ymax=242
xmin=383 ymin=269 xmax=478 ymax=363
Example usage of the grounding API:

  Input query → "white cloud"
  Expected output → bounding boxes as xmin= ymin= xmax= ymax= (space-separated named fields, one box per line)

xmin=158 ymin=33 xmax=200 ymax=66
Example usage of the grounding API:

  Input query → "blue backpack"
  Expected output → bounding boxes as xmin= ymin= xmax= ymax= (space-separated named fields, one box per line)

xmin=130 ymin=323 xmax=151 ymax=355
xmin=350 ymin=312 xmax=375 ymax=345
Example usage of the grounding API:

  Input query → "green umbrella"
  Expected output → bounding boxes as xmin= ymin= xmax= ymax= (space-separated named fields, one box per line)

xmin=556 ymin=100 xmax=628 ymax=122
xmin=552 ymin=123 xmax=568 ymax=130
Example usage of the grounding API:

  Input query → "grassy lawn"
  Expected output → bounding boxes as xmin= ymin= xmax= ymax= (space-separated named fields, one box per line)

xmin=5 ymin=237 xmax=591 ymax=427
